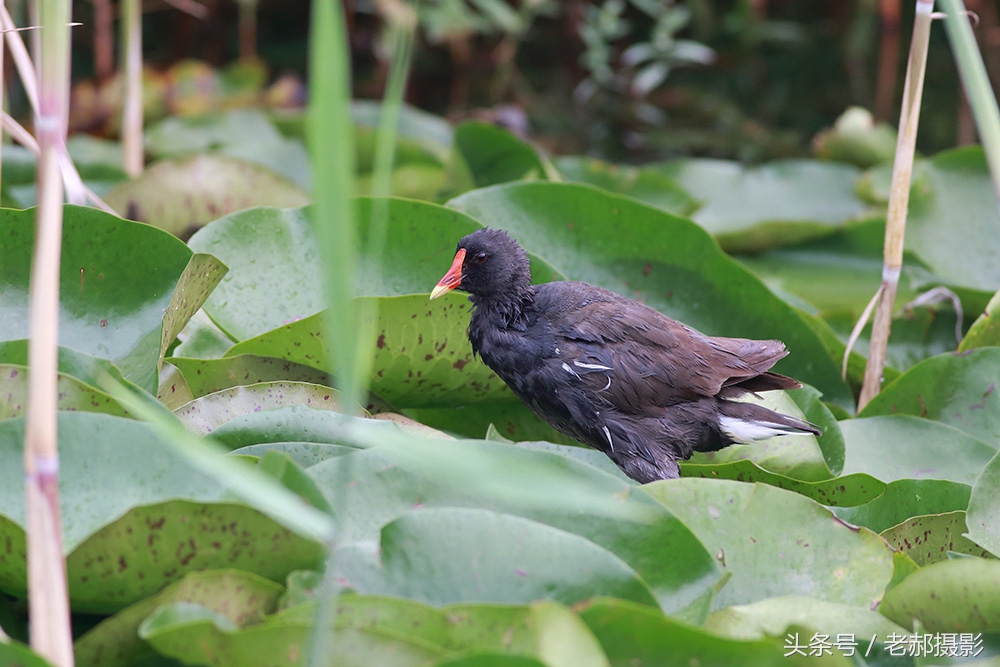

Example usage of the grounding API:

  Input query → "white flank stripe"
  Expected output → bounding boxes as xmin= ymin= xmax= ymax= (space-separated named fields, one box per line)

xmin=574 ymin=361 xmax=612 ymax=371
xmin=719 ymin=416 xmax=802 ymax=443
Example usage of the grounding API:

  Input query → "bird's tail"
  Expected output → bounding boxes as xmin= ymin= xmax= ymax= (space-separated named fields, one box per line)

xmin=716 ymin=400 xmax=821 ymax=444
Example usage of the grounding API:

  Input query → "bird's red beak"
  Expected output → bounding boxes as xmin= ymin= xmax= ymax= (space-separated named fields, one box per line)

xmin=430 ymin=248 xmax=466 ymax=300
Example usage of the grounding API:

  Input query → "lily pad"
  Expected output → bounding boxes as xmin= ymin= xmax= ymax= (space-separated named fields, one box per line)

xmin=645 ymin=478 xmax=895 ymax=610
xmin=880 ymin=511 xmax=992 ymax=566
xmin=104 ymin=154 xmax=310 ymax=238
xmin=878 ymin=558 xmax=1000 ymax=633
xmin=832 ymin=479 xmax=972 ymax=533
xmin=554 ymin=156 xmax=698 ymax=216
xmin=306 ymin=424 xmax=721 ymax=619
xmin=653 ymin=158 xmax=868 ymax=253
xmin=839 ymin=416 xmax=995 ymax=485
xmin=967 ymin=449 xmax=1000 ymax=558
xmin=857 ymin=348 xmax=1000 ymax=447
xmin=0 ymin=206 xmax=214 ymax=393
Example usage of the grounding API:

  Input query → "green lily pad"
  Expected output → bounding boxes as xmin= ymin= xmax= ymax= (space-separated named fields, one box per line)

xmin=653 ymin=158 xmax=868 ymax=253
xmin=448 ymin=182 xmax=851 ymax=408
xmin=705 ymin=595 xmax=907 ymax=642
xmin=187 ymin=200 xmax=563 ymax=342
xmin=0 ymin=206 xmax=215 ymax=393
xmin=680 ymin=461 xmax=886 ymax=508
xmin=960 ymin=288 xmax=1000 ymax=351
xmin=167 ymin=354 xmax=332 ymax=399
xmin=857 ymin=348 xmax=1000 ymax=446
xmin=347 ymin=507 xmax=658 ymax=608
xmin=226 ymin=296 xmax=513 ymax=408
xmin=173 ymin=381 xmax=345 ymax=435
xmin=903 ymin=147 xmax=1000 ymax=298
xmin=839 ymin=416 xmax=995 ymax=485
xmin=0 ymin=412 xmax=322 ymax=612
xmin=104 ymin=154 xmax=310 ymax=238
xmin=880 ymin=511 xmax=992 ymax=566
xmin=832 ymin=479 xmax=972 ymax=533
xmin=645 ymin=478 xmax=895 ymax=610
xmin=576 ymin=597 xmax=833 ymax=667
xmin=74 ymin=569 xmax=283 ymax=667
xmin=446 ymin=121 xmax=550 ymax=196
xmin=967 ymin=450 xmax=1000 ymax=558
xmin=554 ymin=156 xmax=698 ymax=216
xmin=306 ymin=424 xmax=721 ymax=619
xmin=879 ymin=558 xmax=1000 ymax=633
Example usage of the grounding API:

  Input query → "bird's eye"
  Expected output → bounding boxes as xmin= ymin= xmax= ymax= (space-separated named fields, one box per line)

xmin=474 ymin=252 xmax=488 ymax=264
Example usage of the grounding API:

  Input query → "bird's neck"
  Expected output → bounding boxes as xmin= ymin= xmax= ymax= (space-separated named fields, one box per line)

xmin=468 ymin=286 xmax=535 ymax=354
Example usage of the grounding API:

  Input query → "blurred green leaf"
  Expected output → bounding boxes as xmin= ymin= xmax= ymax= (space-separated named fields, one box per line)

xmin=104 ymin=155 xmax=310 ymax=238
xmin=705 ymin=595 xmax=906 ymax=642
xmin=960 ymin=288 xmax=1000 ymax=351
xmin=577 ymin=597 xmax=835 ymax=667
xmin=554 ymin=156 xmax=698 ymax=215
xmin=879 ymin=558 xmax=1000 ymax=632
xmin=74 ymin=569 xmax=283 ymax=667
xmin=0 ymin=413 xmax=323 ymax=612
xmin=967 ymin=449 xmax=1000 ymax=558
xmin=653 ymin=158 xmax=868 ymax=253
xmin=173 ymin=381 xmax=345 ymax=435
xmin=347 ymin=507 xmax=659 ymax=607
xmin=306 ymin=428 xmax=721 ymax=619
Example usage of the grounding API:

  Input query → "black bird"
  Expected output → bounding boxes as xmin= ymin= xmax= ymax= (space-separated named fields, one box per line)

xmin=430 ymin=228 xmax=821 ymax=483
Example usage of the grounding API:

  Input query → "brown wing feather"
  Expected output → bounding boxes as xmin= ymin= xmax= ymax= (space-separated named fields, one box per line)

xmin=548 ymin=289 xmax=791 ymax=412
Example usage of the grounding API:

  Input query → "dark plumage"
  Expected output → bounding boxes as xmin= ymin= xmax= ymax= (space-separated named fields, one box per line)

xmin=430 ymin=228 xmax=820 ymax=483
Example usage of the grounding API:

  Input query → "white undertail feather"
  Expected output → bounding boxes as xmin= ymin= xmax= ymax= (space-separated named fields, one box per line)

xmin=719 ymin=415 xmax=808 ymax=443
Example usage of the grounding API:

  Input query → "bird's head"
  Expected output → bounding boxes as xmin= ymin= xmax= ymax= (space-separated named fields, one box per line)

xmin=430 ymin=228 xmax=532 ymax=300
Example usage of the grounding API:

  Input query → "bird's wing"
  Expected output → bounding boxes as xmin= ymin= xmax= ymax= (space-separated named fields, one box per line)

xmin=548 ymin=296 xmax=790 ymax=412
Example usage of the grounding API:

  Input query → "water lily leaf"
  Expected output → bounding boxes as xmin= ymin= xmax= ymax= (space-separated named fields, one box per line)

xmin=880 ymin=511 xmax=991 ymax=566
xmin=832 ymin=479 xmax=972 ymax=533
xmin=0 ymin=206 xmax=206 ymax=393
xmin=187 ymin=200 xmax=563 ymax=342
xmin=0 ymin=342 xmax=149 ymax=420
xmin=967 ymin=450 xmax=1000 ymax=558
xmin=104 ymin=155 xmax=310 ymax=238
xmin=653 ymin=158 xmax=868 ymax=253
xmin=140 ymin=594 xmax=606 ymax=667
xmin=306 ymin=427 xmax=721 ymax=619
xmin=229 ymin=442 xmax=356 ymax=467
xmin=705 ymin=595 xmax=906 ymax=642
xmin=173 ymin=381 xmax=345 ymax=435
xmin=145 ymin=108 xmax=287 ymax=158
xmin=168 ymin=354 xmax=334 ymax=399
xmin=448 ymin=182 xmax=851 ymax=408
xmin=0 ymin=641 xmax=54 ymax=667
xmin=554 ymin=156 xmax=698 ymax=215
xmin=348 ymin=507 xmax=658 ymax=608
xmin=446 ymin=121 xmax=551 ymax=196
xmin=353 ymin=99 xmax=454 ymax=162
xmin=576 ymin=597 xmax=827 ymax=667
xmin=0 ymin=413 xmax=322 ymax=612
xmin=903 ymin=147 xmax=1000 ymax=297
xmin=171 ymin=308 xmax=236 ymax=359
xmin=857 ymin=349 xmax=1000 ymax=446
xmin=839 ymin=416 xmax=995 ymax=485
xmin=680 ymin=461 xmax=886 ymax=508
xmin=160 ymin=253 xmax=229 ymax=364
xmin=206 ymin=405 xmax=376 ymax=450
xmin=227 ymin=297 xmax=513 ymax=408
xmin=405 ymin=400 xmax=578 ymax=444
xmin=960 ymin=288 xmax=1000 ymax=351
xmin=74 ymin=569 xmax=283 ymax=667
xmin=878 ymin=558 xmax=1000 ymax=633
xmin=645 ymin=478 xmax=895 ymax=610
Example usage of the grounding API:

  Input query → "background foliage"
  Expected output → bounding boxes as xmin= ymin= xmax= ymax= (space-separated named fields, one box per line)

xmin=2 ymin=1 xmax=1000 ymax=666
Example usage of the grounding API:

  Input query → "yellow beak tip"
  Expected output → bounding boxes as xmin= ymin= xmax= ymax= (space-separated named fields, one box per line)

xmin=429 ymin=285 xmax=451 ymax=300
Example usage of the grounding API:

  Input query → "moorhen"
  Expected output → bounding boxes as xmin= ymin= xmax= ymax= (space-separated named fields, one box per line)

xmin=430 ymin=228 xmax=821 ymax=483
